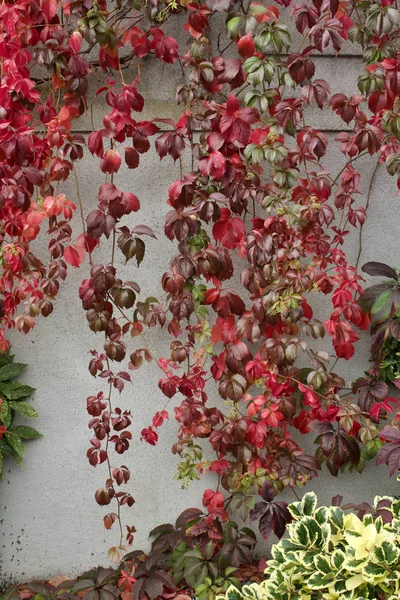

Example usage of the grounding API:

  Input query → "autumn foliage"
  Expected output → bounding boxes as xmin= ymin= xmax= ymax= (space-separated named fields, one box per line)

xmin=1 ymin=0 xmax=400 ymax=591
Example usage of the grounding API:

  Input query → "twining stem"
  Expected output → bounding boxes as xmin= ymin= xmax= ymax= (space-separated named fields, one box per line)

xmin=105 ymin=358 xmax=124 ymax=548
xmin=73 ymin=164 xmax=93 ymax=266
xmin=355 ymin=160 xmax=380 ymax=269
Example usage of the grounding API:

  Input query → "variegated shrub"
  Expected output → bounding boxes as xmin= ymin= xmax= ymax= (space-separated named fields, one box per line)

xmin=220 ymin=491 xmax=400 ymax=600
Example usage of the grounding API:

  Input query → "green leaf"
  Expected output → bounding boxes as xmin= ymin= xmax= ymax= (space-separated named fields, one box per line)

xmin=9 ymin=401 xmax=39 ymax=418
xmin=371 ymin=289 xmax=393 ymax=319
xmin=0 ymin=363 xmax=27 ymax=381
xmin=0 ymin=438 xmax=11 ymax=456
xmin=5 ymin=432 xmax=24 ymax=465
xmin=229 ymin=493 xmax=255 ymax=522
xmin=8 ymin=425 xmax=41 ymax=439
xmin=0 ymin=352 xmax=12 ymax=368
xmin=72 ymin=579 xmax=95 ymax=593
xmin=184 ymin=560 xmax=209 ymax=588
xmin=0 ymin=383 xmax=35 ymax=400
xmin=0 ymin=400 xmax=12 ymax=428
xmin=226 ymin=16 xmax=240 ymax=38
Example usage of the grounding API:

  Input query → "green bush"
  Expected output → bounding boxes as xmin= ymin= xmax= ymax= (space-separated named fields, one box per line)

xmin=0 ymin=351 xmax=41 ymax=478
xmin=219 ymin=491 xmax=400 ymax=600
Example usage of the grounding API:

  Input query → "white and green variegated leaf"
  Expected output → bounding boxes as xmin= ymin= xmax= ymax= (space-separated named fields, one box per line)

xmin=241 ymin=583 xmax=264 ymax=599
xmin=313 ymin=554 xmax=331 ymax=574
xmin=270 ymin=546 xmax=284 ymax=562
xmin=219 ymin=583 xmax=268 ymax=600
xmin=306 ymin=517 xmax=324 ymax=546
xmin=301 ymin=492 xmax=317 ymax=516
xmin=314 ymin=506 xmax=329 ymax=524
xmin=391 ymin=499 xmax=400 ymax=519
xmin=363 ymin=514 xmax=374 ymax=527
xmin=258 ymin=494 xmax=400 ymax=600
xmin=373 ymin=540 xmax=399 ymax=564
xmin=333 ymin=578 xmax=348 ymax=593
xmin=392 ymin=517 xmax=400 ymax=530
xmin=331 ymin=549 xmax=346 ymax=571
xmin=307 ymin=571 xmax=335 ymax=590
xmin=329 ymin=506 xmax=344 ymax=530
xmin=385 ymin=570 xmax=400 ymax=584
xmin=220 ymin=585 xmax=242 ymax=600
xmin=288 ymin=500 xmax=303 ymax=519
xmin=374 ymin=516 xmax=384 ymax=532
xmin=344 ymin=556 xmax=365 ymax=570
xmin=292 ymin=520 xmax=311 ymax=547
xmin=345 ymin=573 xmax=365 ymax=591
xmin=303 ymin=552 xmax=315 ymax=568
xmin=362 ymin=562 xmax=388 ymax=583
xmin=292 ymin=516 xmax=323 ymax=548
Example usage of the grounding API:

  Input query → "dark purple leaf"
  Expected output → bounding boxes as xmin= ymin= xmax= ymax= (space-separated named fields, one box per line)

xmin=379 ymin=426 xmax=400 ymax=443
xmin=175 ymin=508 xmax=203 ymax=528
xmin=132 ymin=225 xmax=157 ymax=238
xmin=362 ymin=262 xmax=398 ymax=280
xmin=260 ymin=480 xmax=275 ymax=503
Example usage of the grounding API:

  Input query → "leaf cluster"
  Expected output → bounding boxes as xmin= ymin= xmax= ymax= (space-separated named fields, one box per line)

xmin=0 ymin=351 xmax=41 ymax=479
xmin=219 ymin=492 xmax=400 ymax=600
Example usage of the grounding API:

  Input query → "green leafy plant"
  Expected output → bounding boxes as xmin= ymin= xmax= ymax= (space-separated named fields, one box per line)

xmin=4 ymin=580 xmax=79 ymax=600
xmin=0 ymin=350 xmax=40 ymax=478
xmin=359 ymin=262 xmax=400 ymax=384
xmin=120 ymin=505 xmax=261 ymax=599
xmin=220 ymin=491 xmax=400 ymax=600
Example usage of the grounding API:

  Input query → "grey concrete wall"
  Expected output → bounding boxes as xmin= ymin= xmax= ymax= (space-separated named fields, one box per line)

xmin=1 ymin=13 xmax=400 ymax=585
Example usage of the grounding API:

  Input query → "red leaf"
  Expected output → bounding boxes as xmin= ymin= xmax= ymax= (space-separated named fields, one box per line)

xmin=212 ymin=208 xmax=245 ymax=249
xmin=125 ymin=147 xmax=140 ymax=169
xmin=88 ymin=131 xmax=104 ymax=157
xmin=69 ymin=31 xmax=82 ymax=54
xmin=64 ymin=244 xmax=86 ymax=268
xmin=42 ymin=0 xmax=57 ymax=20
xmin=237 ymin=33 xmax=255 ymax=58
xmin=100 ymin=149 xmax=121 ymax=174
xmin=198 ymin=151 xmax=226 ymax=180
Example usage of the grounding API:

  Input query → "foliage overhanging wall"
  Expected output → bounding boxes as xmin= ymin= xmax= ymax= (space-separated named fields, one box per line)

xmin=1 ymin=0 xmax=400 ymax=572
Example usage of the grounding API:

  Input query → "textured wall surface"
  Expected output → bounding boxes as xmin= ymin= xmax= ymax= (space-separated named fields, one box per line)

xmin=1 ymin=15 xmax=400 ymax=586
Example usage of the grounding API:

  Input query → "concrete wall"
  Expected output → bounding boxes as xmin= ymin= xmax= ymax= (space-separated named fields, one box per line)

xmin=1 ymin=12 xmax=400 ymax=585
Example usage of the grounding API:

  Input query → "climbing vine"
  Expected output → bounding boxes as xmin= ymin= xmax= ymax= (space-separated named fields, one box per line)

xmin=1 ymin=0 xmax=400 ymax=593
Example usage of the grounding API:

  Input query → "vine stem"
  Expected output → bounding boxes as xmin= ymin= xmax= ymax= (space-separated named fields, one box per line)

xmin=105 ymin=358 xmax=124 ymax=548
xmin=355 ymin=160 xmax=380 ymax=269
xmin=72 ymin=164 xmax=93 ymax=266
xmin=291 ymin=487 xmax=301 ymax=501
xmin=331 ymin=151 xmax=369 ymax=187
